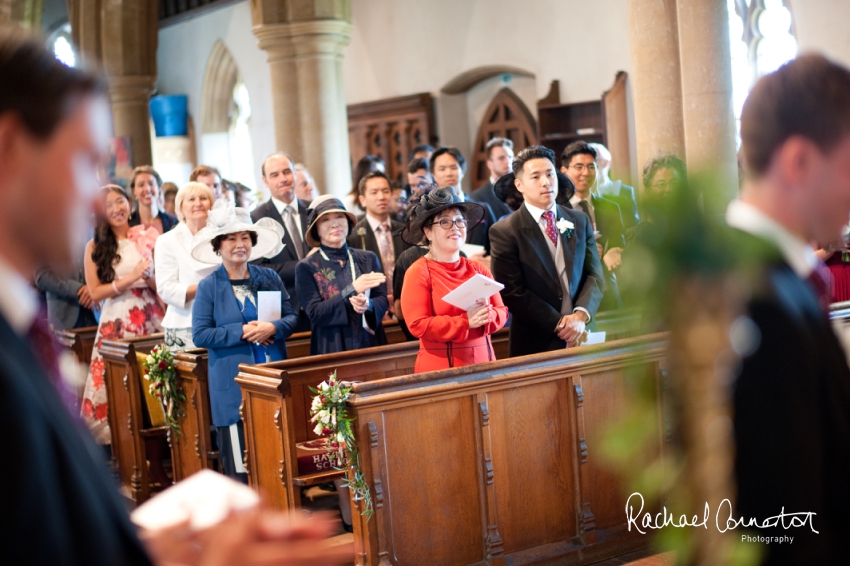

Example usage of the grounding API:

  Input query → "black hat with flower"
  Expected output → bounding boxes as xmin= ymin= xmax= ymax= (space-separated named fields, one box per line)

xmin=400 ymin=186 xmax=485 ymax=246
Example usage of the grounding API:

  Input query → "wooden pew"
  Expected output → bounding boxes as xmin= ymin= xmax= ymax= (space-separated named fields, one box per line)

xmin=168 ymin=322 xmax=407 ymax=481
xmin=347 ymin=333 xmax=668 ymax=566
xmin=99 ymin=333 xmax=170 ymax=504
xmin=235 ymin=310 xmax=644 ymax=512
xmin=170 ymin=348 xmax=214 ymax=482
xmin=54 ymin=325 xmax=98 ymax=366
xmin=236 ymin=329 xmax=509 ymax=510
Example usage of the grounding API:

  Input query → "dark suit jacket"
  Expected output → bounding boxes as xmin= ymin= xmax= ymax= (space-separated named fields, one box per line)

xmin=601 ymin=183 xmax=639 ymax=229
xmin=250 ymin=199 xmax=311 ymax=330
xmin=347 ymin=217 xmax=411 ymax=268
xmin=192 ymin=264 xmax=298 ymax=426
xmin=590 ymin=194 xmax=626 ymax=311
xmin=466 ymin=198 xmax=496 ymax=253
xmin=731 ymin=231 xmax=850 ymax=565
xmin=469 ymin=181 xmax=511 ymax=223
xmin=128 ymin=209 xmax=179 ymax=233
xmin=490 ymin=205 xmax=604 ymax=357
xmin=0 ymin=313 xmax=151 ymax=565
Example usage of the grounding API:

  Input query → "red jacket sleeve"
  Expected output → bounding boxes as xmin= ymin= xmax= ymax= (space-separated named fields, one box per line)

xmin=474 ymin=262 xmax=509 ymax=335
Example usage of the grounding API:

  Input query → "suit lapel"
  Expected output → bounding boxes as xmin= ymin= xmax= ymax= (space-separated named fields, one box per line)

xmin=264 ymin=200 xmax=299 ymax=259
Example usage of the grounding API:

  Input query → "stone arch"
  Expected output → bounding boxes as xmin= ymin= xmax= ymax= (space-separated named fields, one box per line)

xmin=441 ymin=65 xmax=535 ymax=95
xmin=470 ymin=88 xmax=538 ymax=189
xmin=201 ymin=40 xmax=239 ymax=134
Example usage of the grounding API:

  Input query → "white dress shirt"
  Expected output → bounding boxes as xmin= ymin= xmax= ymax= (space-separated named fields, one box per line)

xmin=154 ymin=223 xmax=220 ymax=329
xmin=365 ymin=213 xmax=394 ymax=252
xmin=271 ymin=196 xmax=303 ymax=235
xmin=0 ymin=255 xmax=39 ymax=335
xmin=726 ymin=199 xmax=818 ymax=279
xmin=570 ymin=193 xmax=596 ymax=228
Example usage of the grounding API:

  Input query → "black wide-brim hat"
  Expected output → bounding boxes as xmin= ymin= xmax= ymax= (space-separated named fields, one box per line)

xmin=400 ymin=186 xmax=485 ymax=246
xmin=493 ymin=172 xmax=517 ymax=203
xmin=304 ymin=195 xmax=358 ymax=247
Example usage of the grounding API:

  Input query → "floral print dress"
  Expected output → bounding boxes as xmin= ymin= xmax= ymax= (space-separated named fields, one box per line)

xmin=81 ymin=239 xmax=164 ymax=444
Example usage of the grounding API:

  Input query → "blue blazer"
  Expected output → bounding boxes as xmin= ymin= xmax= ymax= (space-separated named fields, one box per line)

xmin=192 ymin=263 xmax=298 ymax=426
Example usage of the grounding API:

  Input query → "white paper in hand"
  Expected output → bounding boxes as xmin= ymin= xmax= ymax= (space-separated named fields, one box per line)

xmin=130 ymin=470 xmax=260 ymax=531
xmin=257 ymin=291 xmax=281 ymax=322
xmin=442 ymin=273 xmax=505 ymax=311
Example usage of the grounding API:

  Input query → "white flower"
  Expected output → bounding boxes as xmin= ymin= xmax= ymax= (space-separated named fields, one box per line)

xmin=146 ymin=355 xmax=154 ymax=364
xmin=313 ymin=424 xmax=323 ymax=435
xmin=556 ymin=218 xmax=574 ymax=234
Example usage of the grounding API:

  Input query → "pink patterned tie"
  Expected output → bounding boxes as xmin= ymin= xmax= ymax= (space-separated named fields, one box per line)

xmin=543 ymin=210 xmax=558 ymax=247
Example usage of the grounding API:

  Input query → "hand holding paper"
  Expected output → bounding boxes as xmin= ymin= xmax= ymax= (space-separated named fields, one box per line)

xmin=442 ymin=273 xmax=505 ymax=311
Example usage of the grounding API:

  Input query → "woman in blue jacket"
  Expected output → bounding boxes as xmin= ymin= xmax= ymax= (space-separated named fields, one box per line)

xmin=192 ymin=201 xmax=298 ymax=481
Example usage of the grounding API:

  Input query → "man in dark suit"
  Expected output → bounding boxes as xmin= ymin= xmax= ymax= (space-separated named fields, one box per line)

xmin=34 ymin=263 xmax=98 ymax=330
xmin=347 ymin=171 xmax=410 ymax=312
xmin=0 ymin=29 xmax=350 ymax=566
xmin=591 ymin=142 xmax=640 ymax=229
xmin=562 ymin=141 xmax=626 ymax=310
xmin=490 ymin=146 xmax=605 ymax=357
xmin=430 ymin=146 xmax=497 ymax=256
xmin=724 ymin=54 xmax=850 ymax=564
xmin=251 ymin=153 xmax=312 ymax=332
xmin=469 ymin=137 xmax=513 ymax=221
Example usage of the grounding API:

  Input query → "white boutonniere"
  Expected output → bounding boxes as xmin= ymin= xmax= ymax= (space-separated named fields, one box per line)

xmin=556 ymin=218 xmax=574 ymax=238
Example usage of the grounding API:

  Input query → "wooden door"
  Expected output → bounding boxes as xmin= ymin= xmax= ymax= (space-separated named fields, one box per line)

xmin=471 ymin=88 xmax=538 ymax=189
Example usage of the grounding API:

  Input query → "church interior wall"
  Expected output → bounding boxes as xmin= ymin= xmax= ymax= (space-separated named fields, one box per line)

xmin=153 ymin=0 xmax=850 ymax=192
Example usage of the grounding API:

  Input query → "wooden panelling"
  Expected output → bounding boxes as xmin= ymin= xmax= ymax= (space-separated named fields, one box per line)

xmin=348 ymin=333 xmax=667 ymax=566
xmin=348 ymin=94 xmax=436 ymax=185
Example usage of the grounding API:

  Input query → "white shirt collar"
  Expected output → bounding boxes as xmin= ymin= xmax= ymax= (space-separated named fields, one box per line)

xmin=365 ymin=213 xmax=390 ymax=233
xmin=523 ymin=200 xmax=557 ymax=223
xmin=569 ymin=192 xmax=592 ymax=209
xmin=271 ymin=196 xmax=297 ymax=215
xmin=0 ymin=255 xmax=40 ymax=335
xmin=726 ymin=199 xmax=818 ymax=278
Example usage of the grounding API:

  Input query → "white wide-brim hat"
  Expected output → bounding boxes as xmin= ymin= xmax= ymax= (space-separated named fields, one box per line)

xmin=191 ymin=200 xmax=285 ymax=263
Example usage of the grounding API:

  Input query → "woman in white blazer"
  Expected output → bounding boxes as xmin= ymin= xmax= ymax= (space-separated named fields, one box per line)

xmin=155 ymin=182 xmax=219 ymax=350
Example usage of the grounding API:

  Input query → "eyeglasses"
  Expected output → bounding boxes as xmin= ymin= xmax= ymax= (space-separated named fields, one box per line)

xmin=570 ymin=164 xmax=597 ymax=173
xmin=431 ymin=218 xmax=467 ymax=230
xmin=651 ymin=180 xmax=675 ymax=191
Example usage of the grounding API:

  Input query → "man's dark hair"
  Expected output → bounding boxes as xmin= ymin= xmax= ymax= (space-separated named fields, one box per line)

xmin=190 ymin=165 xmax=221 ymax=182
xmin=0 ymin=28 xmax=107 ymax=139
xmin=429 ymin=147 xmax=466 ymax=174
xmin=741 ymin=54 xmax=850 ymax=177
xmin=410 ymin=144 xmax=435 ymax=159
xmin=560 ymin=141 xmax=597 ymax=169
xmin=407 ymin=157 xmax=429 ymax=174
xmin=357 ymin=170 xmax=391 ymax=196
xmin=485 ymin=137 xmax=514 ymax=159
xmin=512 ymin=146 xmax=556 ymax=177
xmin=642 ymin=154 xmax=687 ymax=191
xmin=211 ymin=231 xmax=258 ymax=253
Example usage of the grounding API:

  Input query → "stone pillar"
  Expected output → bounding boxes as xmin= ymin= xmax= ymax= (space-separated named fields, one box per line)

xmin=69 ymin=0 xmax=158 ymax=167
xmin=677 ymin=0 xmax=739 ymax=210
xmin=627 ymin=0 xmax=686 ymax=189
xmin=627 ymin=0 xmax=738 ymax=207
xmin=252 ymin=1 xmax=352 ymax=197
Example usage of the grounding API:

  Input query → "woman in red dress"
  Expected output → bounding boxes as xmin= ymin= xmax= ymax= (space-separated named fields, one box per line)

xmin=400 ymin=187 xmax=508 ymax=372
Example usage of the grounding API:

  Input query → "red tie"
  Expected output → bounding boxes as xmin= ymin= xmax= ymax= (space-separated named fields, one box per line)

xmin=807 ymin=262 xmax=833 ymax=317
xmin=543 ymin=210 xmax=558 ymax=247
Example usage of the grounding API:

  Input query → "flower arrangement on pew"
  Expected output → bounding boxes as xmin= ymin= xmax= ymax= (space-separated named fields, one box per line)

xmin=142 ymin=345 xmax=186 ymax=436
xmin=310 ymin=371 xmax=373 ymax=519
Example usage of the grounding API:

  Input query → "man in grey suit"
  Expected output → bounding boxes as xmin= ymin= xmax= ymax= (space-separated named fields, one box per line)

xmin=250 ymin=153 xmax=312 ymax=331
xmin=34 ymin=259 xmax=97 ymax=330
